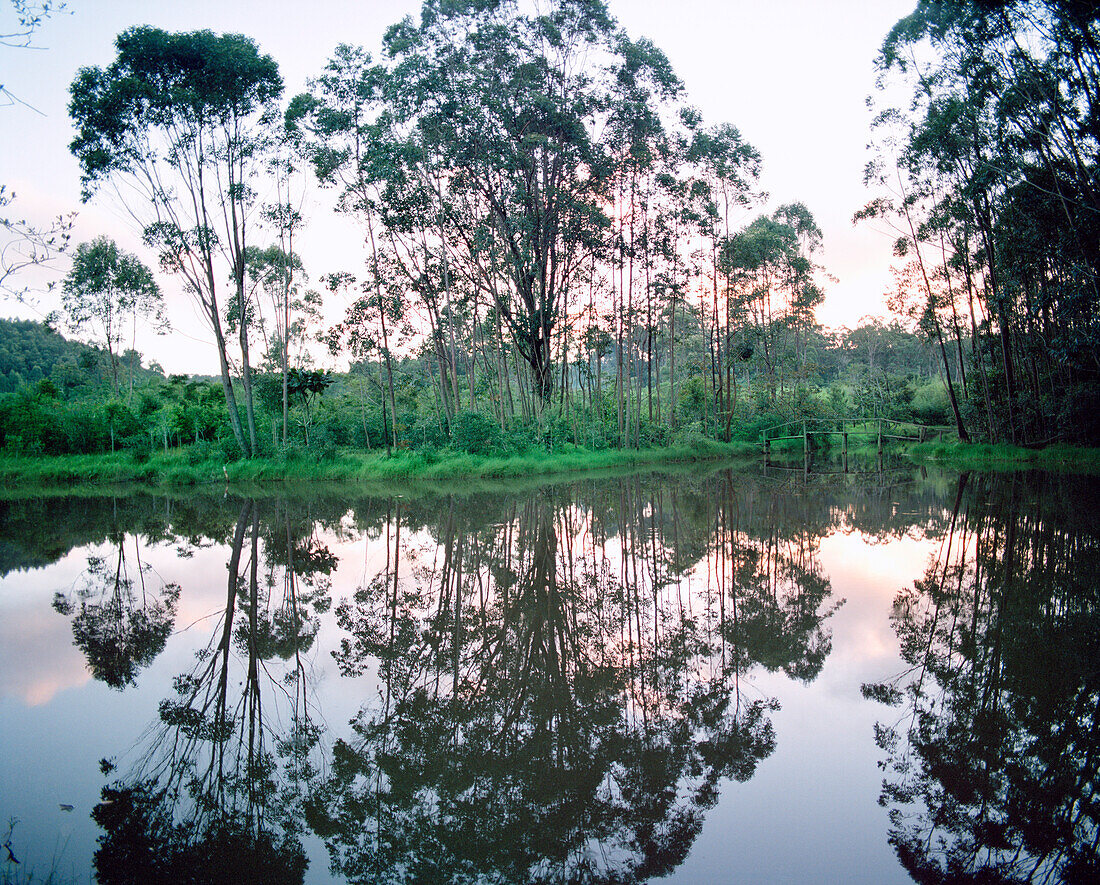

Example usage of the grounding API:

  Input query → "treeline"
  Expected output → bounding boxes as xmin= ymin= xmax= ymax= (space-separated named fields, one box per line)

xmin=0 ymin=318 xmax=225 ymax=456
xmin=861 ymin=0 xmax=1100 ymax=445
xmin=44 ymin=0 xmax=1094 ymax=459
xmin=52 ymin=0 xmax=933 ymax=461
xmin=0 ymin=318 xmax=151 ymax=394
xmin=0 ymin=315 xmax=952 ymax=457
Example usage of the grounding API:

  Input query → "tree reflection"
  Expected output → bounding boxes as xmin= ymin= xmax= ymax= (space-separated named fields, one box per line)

xmin=313 ymin=480 xmax=838 ymax=884
xmin=57 ymin=473 xmax=850 ymax=882
xmin=52 ymin=531 xmax=179 ymax=689
xmin=707 ymin=473 xmax=839 ymax=682
xmin=864 ymin=474 xmax=1100 ymax=883
xmin=91 ymin=500 xmax=334 ymax=884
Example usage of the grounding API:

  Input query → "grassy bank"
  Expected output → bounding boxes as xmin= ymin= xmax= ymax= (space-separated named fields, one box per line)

xmin=4 ymin=437 xmax=1099 ymax=495
xmin=0 ymin=438 xmax=760 ymax=493
xmin=760 ymin=428 xmax=1100 ymax=474
xmin=906 ymin=441 xmax=1100 ymax=473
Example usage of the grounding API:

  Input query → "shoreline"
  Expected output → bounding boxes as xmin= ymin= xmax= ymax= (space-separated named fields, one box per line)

xmin=0 ymin=439 xmax=761 ymax=494
xmin=1 ymin=438 xmax=1098 ymax=497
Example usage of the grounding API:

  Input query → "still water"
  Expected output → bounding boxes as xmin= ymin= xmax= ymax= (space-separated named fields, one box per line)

xmin=1 ymin=464 xmax=1097 ymax=884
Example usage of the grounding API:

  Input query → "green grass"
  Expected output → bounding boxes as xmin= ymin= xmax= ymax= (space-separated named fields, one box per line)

xmin=4 ymin=436 xmax=1098 ymax=496
xmin=906 ymin=441 xmax=1100 ymax=473
xmin=0 ymin=438 xmax=760 ymax=494
xmin=760 ymin=430 xmax=1100 ymax=474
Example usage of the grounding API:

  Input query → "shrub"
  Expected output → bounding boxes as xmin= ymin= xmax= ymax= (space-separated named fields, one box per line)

xmin=404 ymin=414 xmax=449 ymax=450
xmin=450 ymin=410 xmax=504 ymax=456
xmin=911 ymin=381 xmax=951 ymax=425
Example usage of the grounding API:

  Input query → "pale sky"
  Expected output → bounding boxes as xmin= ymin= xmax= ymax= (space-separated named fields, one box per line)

xmin=2 ymin=0 xmax=915 ymax=374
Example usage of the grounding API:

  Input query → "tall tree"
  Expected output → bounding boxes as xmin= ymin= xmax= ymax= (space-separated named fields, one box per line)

xmin=69 ymin=27 xmax=284 ymax=456
xmin=688 ymin=122 xmax=762 ymax=431
xmin=866 ymin=0 xmax=1100 ymax=444
xmin=61 ymin=236 xmax=163 ymax=398
xmin=720 ymin=204 xmax=824 ymax=413
xmin=379 ymin=0 xmax=663 ymax=406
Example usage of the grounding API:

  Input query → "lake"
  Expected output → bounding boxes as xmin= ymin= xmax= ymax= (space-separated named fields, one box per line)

xmin=2 ymin=463 xmax=1097 ymax=883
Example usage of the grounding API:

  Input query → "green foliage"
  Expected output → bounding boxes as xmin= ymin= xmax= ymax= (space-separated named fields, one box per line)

xmin=0 ymin=317 xmax=111 ymax=392
xmin=61 ymin=236 xmax=163 ymax=394
xmin=449 ymin=411 xmax=505 ymax=456
xmin=910 ymin=381 xmax=951 ymax=426
xmin=867 ymin=0 xmax=1100 ymax=445
xmin=69 ymin=27 xmax=282 ymax=194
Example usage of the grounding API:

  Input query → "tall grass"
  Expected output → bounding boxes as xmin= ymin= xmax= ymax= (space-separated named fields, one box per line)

xmin=0 ymin=439 xmax=760 ymax=492
xmin=907 ymin=441 xmax=1100 ymax=473
xmin=4 ymin=437 xmax=1097 ymax=495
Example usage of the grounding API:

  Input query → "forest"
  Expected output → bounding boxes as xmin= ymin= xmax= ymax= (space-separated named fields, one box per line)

xmin=3 ymin=0 xmax=1098 ymax=464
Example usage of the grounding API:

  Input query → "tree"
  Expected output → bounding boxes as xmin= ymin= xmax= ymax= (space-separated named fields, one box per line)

xmin=687 ymin=121 xmax=762 ymax=434
xmin=864 ymin=0 xmax=1100 ymax=444
xmin=2 ymin=2 xmax=74 ymax=300
xmin=69 ymin=26 xmax=284 ymax=456
xmin=719 ymin=204 xmax=824 ymax=414
xmin=290 ymin=42 xmax=458 ymax=430
xmin=0 ymin=186 xmax=73 ymax=302
xmin=1 ymin=1 xmax=64 ymax=50
xmin=302 ymin=1 xmax=691 ymax=410
xmin=286 ymin=367 xmax=332 ymax=446
xmin=61 ymin=236 xmax=163 ymax=398
xmin=383 ymin=0 xmax=624 ymax=406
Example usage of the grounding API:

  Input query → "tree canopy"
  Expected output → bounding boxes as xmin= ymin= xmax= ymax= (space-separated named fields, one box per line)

xmin=69 ymin=26 xmax=284 ymax=456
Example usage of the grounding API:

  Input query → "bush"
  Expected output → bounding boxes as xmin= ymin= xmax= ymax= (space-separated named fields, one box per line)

xmin=503 ymin=418 xmax=538 ymax=453
xmin=404 ymin=414 xmax=449 ymax=450
xmin=677 ymin=376 xmax=707 ymax=422
xmin=311 ymin=439 xmax=339 ymax=462
xmin=911 ymin=381 xmax=951 ymax=425
xmin=450 ymin=410 xmax=505 ymax=456
xmin=216 ymin=434 xmax=246 ymax=462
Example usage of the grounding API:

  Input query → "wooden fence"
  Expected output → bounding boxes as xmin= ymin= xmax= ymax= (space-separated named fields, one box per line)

xmin=760 ymin=418 xmax=954 ymax=472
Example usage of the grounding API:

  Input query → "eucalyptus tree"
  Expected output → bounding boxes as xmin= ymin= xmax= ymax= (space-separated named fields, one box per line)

xmin=69 ymin=27 xmax=284 ymax=456
xmin=258 ymin=127 xmax=309 ymax=447
xmin=866 ymin=0 xmax=1100 ymax=444
xmin=599 ymin=34 xmax=683 ymax=443
xmin=289 ymin=43 xmax=455 ymax=427
xmin=648 ymin=172 xmax=698 ymax=434
xmin=323 ymin=268 xmax=402 ymax=453
xmin=291 ymin=1 xmax=774 ymax=443
xmin=380 ymin=0 xmax=626 ymax=407
xmin=296 ymin=0 xmax=700 ymax=434
xmin=61 ymin=236 xmax=164 ymax=399
xmin=719 ymin=204 xmax=824 ymax=417
xmin=241 ymin=244 xmax=304 ymax=444
xmin=686 ymin=122 xmax=762 ymax=429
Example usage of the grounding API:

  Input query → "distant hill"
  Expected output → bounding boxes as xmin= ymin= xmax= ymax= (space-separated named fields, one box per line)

xmin=0 ymin=317 xmax=162 ymax=395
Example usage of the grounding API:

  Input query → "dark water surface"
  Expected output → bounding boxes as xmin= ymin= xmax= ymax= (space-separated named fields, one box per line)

xmin=1 ymin=465 xmax=1098 ymax=883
